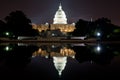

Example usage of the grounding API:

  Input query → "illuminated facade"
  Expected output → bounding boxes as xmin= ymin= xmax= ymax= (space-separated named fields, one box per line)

xmin=32 ymin=47 xmax=76 ymax=58
xmin=32 ymin=3 xmax=76 ymax=36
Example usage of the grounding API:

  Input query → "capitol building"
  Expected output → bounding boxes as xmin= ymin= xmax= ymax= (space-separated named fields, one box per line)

xmin=32 ymin=3 xmax=76 ymax=37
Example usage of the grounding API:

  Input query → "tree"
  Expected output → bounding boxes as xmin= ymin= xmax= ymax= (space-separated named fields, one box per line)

xmin=0 ymin=20 xmax=9 ymax=37
xmin=72 ymin=19 xmax=89 ymax=36
xmin=94 ymin=17 xmax=115 ymax=40
xmin=5 ymin=10 xmax=39 ymax=37
xmin=0 ymin=20 xmax=6 ymax=32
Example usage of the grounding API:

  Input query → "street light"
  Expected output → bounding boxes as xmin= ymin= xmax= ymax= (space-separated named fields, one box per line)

xmin=4 ymin=46 xmax=13 ymax=51
xmin=96 ymin=32 xmax=101 ymax=41
xmin=96 ymin=32 xmax=101 ymax=37
xmin=5 ymin=32 xmax=10 ymax=36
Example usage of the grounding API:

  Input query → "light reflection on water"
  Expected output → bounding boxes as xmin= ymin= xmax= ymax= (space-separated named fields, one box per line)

xmin=0 ymin=43 xmax=120 ymax=79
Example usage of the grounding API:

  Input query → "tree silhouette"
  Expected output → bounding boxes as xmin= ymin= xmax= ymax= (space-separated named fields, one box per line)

xmin=72 ymin=17 xmax=120 ymax=40
xmin=0 ymin=20 xmax=6 ymax=32
xmin=0 ymin=20 xmax=8 ymax=37
xmin=72 ymin=19 xmax=89 ymax=36
xmin=5 ymin=10 xmax=39 ymax=37
xmin=94 ymin=17 xmax=118 ymax=40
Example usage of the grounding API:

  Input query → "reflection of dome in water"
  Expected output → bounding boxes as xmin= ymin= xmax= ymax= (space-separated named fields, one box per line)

xmin=53 ymin=57 xmax=67 ymax=76
xmin=53 ymin=3 xmax=67 ymax=24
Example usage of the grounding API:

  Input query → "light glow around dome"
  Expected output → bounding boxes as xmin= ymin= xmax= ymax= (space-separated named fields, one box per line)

xmin=53 ymin=3 xmax=67 ymax=24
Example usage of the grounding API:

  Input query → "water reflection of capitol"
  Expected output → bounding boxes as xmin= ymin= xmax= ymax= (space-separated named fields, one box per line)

xmin=32 ymin=45 xmax=76 ymax=76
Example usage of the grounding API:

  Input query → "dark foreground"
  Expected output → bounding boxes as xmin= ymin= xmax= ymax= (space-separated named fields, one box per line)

xmin=0 ymin=42 xmax=120 ymax=80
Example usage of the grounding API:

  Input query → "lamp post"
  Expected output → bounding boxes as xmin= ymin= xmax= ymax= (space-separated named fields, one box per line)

xmin=5 ymin=32 xmax=10 ymax=36
xmin=96 ymin=31 xmax=101 ymax=41
xmin=4 ymin=32 xmax=14 ymax=39
xmin=97 ymin=32 xmax=101 ymax=37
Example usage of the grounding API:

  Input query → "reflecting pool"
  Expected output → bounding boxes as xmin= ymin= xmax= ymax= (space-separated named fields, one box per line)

xmin=0 ymin=43 xmax=120 ymax=79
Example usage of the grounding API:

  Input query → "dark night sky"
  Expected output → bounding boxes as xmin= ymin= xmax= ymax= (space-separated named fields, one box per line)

xmin=0 ymin=0 xmax=120 ymax=25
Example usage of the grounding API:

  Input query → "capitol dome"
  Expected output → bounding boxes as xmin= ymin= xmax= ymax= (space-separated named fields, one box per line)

xmin=53 ymin=3 xmax=67 ymax=24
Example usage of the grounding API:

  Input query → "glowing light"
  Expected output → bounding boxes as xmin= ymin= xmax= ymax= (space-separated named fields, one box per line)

xmin=4 ymin=46 xmax=12 ymax=51
xmin=94 ymin=45 xmax=101 ymax=53
xmin=96 ymin=32 xmax=101 ymax=37
xmin=52 ymin=45 xmax=55 ymax=48
xmin=96 ymin=46 xmax=101 ymax=52
xmin=5 ymin=46 xmax=9 ymax=51
xmin=5 ymin=32 xmax=9 ymax=36
xmin=45 ymin=56 xmax=48 ymax=58
xmin=52 ymin=33 xmax=55 ymax=36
